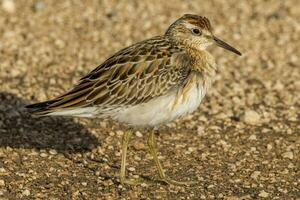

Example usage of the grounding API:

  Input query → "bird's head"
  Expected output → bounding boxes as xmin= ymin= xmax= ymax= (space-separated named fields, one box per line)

xmin=166 ymin=14 xmax=241 ymax=56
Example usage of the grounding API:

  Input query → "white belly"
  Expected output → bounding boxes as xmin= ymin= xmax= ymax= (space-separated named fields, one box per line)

xmin=112 ymin=76 xmax=209 ymax=127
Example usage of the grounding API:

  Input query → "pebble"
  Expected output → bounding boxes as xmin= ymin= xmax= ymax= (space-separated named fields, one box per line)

xmin=135 ymin=131 xmax=143 ymax=137
xmin=2 ymin=0 xmax=15 ymax=13
xmin=49 ymin=149 xmax=58 ymax=155
xmin=0 ymin=180 xmax=5 ymax=187
xmin=188 ymin=147 xmax=195 ymax=152
xmin=128 ymin=167 xmax=135 ymax=172
xmin=250 ymin=171 xmax=261 ymax=180
xmin=32 ymin=1 xmax=46 ymax=12
xmin=267 ymin=144 xmax=273 ymax=151
xmin=54 ymin=39 xmax=66 ymax=49
xmin=258 ymin=190 xmax=269 ymax=198
xmin=22 ymin=189 xmax=30 ymax=196
xmin=134 ymin=155 xmax=141 ymax=161
xmin=133 ymin=142 xmax=145 ymax=150
xmin=141 ymin=183 xmax=148 ymax=187
xmin=282 ymin=151 xmax=293 ymax=159
xmin=248 ymin=134 xmax=257 ymax=140
xmin=0 ymin=168 xmax=6 ymax=173
xmin=81 ymin=182 xmax=87 ymax=186
xmin=116 ymin=130 xmax=124 ymax=136
xmin=109 ymin=131 xmax=115 ymax=136
xmin=100 ymin=121 xmax=107 ymax=128
xmin=40 ymin=153 xmax=48 ymax=158
xmin=243 ymin=110 xmax=261 ymax=125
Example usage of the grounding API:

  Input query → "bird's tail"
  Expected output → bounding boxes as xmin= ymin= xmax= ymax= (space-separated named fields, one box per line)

xmin=25 ymin=99 xmax=61 ymax=116
xmin=25 ymin=81 xmax=96 ymax=117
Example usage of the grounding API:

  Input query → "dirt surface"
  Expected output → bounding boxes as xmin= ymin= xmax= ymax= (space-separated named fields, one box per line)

xmin=0 ymin=0 xmax=299 ymax=199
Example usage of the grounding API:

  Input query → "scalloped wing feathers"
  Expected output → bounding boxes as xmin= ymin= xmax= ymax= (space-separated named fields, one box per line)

xmin=27 ymin=36 xmax=192 ymax=115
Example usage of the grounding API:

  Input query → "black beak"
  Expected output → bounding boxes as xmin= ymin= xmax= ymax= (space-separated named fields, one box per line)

xmin=213 ymin=36 xmax=242 ymax=56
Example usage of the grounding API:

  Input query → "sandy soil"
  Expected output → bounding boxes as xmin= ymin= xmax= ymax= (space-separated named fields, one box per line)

xmin=0 ymin=0 xmax=299 ymax=199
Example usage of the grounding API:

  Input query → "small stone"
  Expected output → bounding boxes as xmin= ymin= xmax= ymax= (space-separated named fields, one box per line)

xmin=200 ymin=195 xmax=206 ymax=199
xmin=0 ymin=180 xmax=5 ymax=186
xmin=2 ymin=0 xmax=15 ymax=13
xmin=81 ymin=182 xmax=87 ymax=186
xmin=116 ymin=130 xmax=124 ymax=136
xmin=54 ymin=39 xmax=65 ymax=49
xmin=128 ymin=167 xmax=135 ymax=172
xmin=248 ymin=134 xmax=257 ymax=140
xmin=109 ymin=132 xmax=115 ymax=136
xmin=282 ymin=169 xmax=289 ymax=174
xmin=250 ymin=171 xmax=261 ymax=180
xmin=197 ymin=126 xmax=205 ymax=136
xmin=132 ymin=175 xmax=139 ymax=179
xmin=288 ymin=163 xmax=294 ymax=169
xmin=133 ymin=142 xmax=145 ymax=150
xmin=250 ymin=147 xmax=256 ymax=152
xmin=134 ymin=155 xmax=141 ymax=161
xmin=282 ymin=151 xmax=293 ymax=159
xmin=49 ymin=149 xmax=57 ymax=155
xmin=107 ymin=145 xmax=114 ymax=150
xmin=32 ymin=1 xmax=46 ymax=12
xmin=258 ymin=190 xmax=269 ymax=198
xmin=267 ymin=144 xmax=272 ymax=151
xmin=218 ymin=193 xmax=224 ymax=198
xmin=273 ymin=81 xmax=284 ymax=90
xmin=40 ymin=153 xmax=48 ymax=158
xmin=22 ymin=189 xmax=30 ymax=196
xmin=135 ymin=131 xmax=143 ymax=137
xmin=99 ymin=121 xmax=107 ymax=128
xmin=141 ymin=183 xmax=148 ymax=187
xmin=217 ymin=140 xmax=230 ymax=151
xmin=243 ymin=110 xmax=261 ymax=125
xmin=49 ymin=78 xmax=56 ymax=85
xmin=207 ymin=184 xmax=214 ymax=189
xmin=188 ymin=147 xmax=195 ymax=152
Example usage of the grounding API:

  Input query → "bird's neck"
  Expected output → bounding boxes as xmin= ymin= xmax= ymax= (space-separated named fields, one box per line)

xmin=188 ymin=48 xmax=217 ymax=78
xmin=169 ymin=37 xmax=217 ymax=77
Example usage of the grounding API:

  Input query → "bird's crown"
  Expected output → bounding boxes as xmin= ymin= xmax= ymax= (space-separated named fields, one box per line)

xmin=180 ymin=14 xmax=212 ymax=32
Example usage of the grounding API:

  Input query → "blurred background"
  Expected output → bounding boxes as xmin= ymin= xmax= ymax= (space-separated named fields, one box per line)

xmin=0 ymin=0 xmax=299 ymax=199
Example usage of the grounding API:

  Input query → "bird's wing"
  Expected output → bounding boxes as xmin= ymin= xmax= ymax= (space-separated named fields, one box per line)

xmin=27 ymin=36 xmax=192 ymax=113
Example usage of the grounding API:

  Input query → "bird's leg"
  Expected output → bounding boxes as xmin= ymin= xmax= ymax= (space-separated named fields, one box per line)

xmin=119 ymin=129 xmax=139 ymax=185
xmin=147 ymin=130 xmax=197 ymax=186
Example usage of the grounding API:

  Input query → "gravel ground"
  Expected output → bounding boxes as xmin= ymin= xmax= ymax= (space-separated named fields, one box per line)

xmin=0 ymin=0 xmax=299 ymax=199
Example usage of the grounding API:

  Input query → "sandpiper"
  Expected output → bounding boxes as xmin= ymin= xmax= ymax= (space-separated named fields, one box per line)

xmin=26 ymin=14 xmax=241 ymax=186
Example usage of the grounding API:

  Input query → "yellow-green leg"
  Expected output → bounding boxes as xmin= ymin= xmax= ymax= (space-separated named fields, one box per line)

xmin=119 ymin=130 xmax=140 ymax=185
xmin=147 ymin=130 xmax=197 ymax=186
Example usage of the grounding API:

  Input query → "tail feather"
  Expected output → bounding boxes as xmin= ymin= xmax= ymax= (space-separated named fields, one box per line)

xmin=25 ymin=80 xmax=95 ymax=116
xmin=26 ymin=99 xmax=98 ymax=117
xmin=25 ymin=99 xmax=61 ymax=115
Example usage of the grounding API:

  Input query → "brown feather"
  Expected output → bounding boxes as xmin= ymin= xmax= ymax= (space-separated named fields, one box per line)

xmin=37 ymin=36 xmax=191 ymax=112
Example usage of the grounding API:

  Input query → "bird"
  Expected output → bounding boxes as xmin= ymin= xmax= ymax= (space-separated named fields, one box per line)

xmin=26 ymin=14 xmax=241 ymax=186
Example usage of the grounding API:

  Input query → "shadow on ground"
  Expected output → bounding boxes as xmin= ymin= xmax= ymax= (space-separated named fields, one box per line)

xmin=0 ymin=92 xmax=99 ymax=153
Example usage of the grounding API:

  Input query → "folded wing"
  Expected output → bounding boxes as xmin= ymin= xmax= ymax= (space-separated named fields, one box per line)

xmin=26 ymin=36 xmax=191 ymax=116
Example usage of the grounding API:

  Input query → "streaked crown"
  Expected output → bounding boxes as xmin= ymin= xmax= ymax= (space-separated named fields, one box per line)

xmin=180 ymin=14 xmax=212 ymax=32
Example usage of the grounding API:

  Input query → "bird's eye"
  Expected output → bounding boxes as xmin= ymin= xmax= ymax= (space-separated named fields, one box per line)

xmin=192 ymin=28 xmax=201 ymax=35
